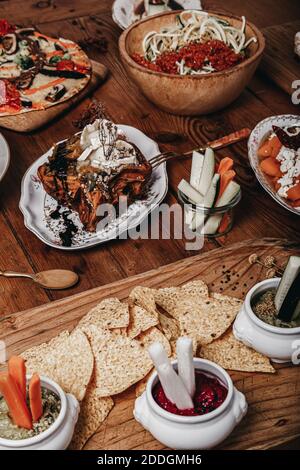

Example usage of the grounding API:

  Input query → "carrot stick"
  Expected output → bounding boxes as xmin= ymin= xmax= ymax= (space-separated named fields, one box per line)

xmin=217 ymin=170 xmax=236 ymax=200
xmin=0 ymin=373 xmax=32 ymax=430
xmin=218 ymin=212 xmax=231 ymax=234
xmin=8 ymin=356 xmax=27 ymax=400
xmin=217 ymin=157 xmax=234 ymax=175
xmin=23 ymin=78 xmax=65 ymax=96
xmin=29 ymin=374 xmax=43 ymax=423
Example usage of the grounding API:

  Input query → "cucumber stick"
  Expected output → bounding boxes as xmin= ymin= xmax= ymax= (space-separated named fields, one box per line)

xmin=215 ymin=180 xmax=240 ymax=207
xmin=197 ymin=147 xmax=215 ymax=196
xmin=191 ymin=174 xmax=220 ymax=231
xmin=204 ymin=180 xmax=240 ymax=234
xmin=189 ymin=148 xmax=214 ymax=229
xmin=178 ymin=179 xmax=204 ymax=204
xmin=203 ymin=214 xmax=223 ymax=235
xmin=190 ymin=150 xmax=205 ymax=193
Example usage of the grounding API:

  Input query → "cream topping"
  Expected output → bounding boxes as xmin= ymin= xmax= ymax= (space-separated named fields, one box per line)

xmin=77 ymin=119 xmax=138 ymax=172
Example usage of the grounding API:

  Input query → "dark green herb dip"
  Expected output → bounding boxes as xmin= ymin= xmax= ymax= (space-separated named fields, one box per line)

xmin=0 ymin=387 xmax=61 ymax=440
xmin=252 ymin=288 xmax=300 ymax=328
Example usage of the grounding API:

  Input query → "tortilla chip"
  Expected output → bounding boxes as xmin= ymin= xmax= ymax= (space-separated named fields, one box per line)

xmin=69 ymin=379 xmax=114 ymax=450
xmin=177 ymin=296 xmax=240 ymax=345
xmin=127 ymin=304 xmax=158 ymax=339
xmin=154 ymin=280 xmax=209 ymax=317
xmin=80 ymin=325 xmax=153 ymax=397
xmin=154 ymin=286 xmax=182 ymax=316
xmin=154 ymin=282 xmax=240 ymax=346
xmin=200 ymin=330 xmax=275 ymax=373
xmin=136 ymin=326 xmax=171 ymax=357
xmin=182 ymin=280 xmax=210 ymax=298
xmin=78 ymin=298 xmax=129 ymax=330
xmin=129 ymin=286 xmax=158 ymax=319
xmin=210 ymin=292 xmax=243 ymax=306
xmin=22 ymin=329 xmax=94 ymax=401
xmin=135 ymin=369 xmax=154 ymax=397
xmin=158 ymin=312 xmax=179 ymax=341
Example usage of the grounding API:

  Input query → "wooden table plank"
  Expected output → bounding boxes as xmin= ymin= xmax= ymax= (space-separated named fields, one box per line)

xmin=0 ymin=212 xmax=49 ymax=315
xmin=0 ymin=0 xmax=109 ymax=26
xmin=260 ymin=21 xmax=300 ymax=95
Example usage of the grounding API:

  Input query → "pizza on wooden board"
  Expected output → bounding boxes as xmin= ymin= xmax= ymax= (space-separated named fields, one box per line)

xmin=0 ymin=19 xmax=92 ymax=116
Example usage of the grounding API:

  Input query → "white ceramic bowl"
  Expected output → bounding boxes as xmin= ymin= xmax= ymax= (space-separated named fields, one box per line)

xmin=233 ymin=278 xmax=300 ymax=363
xmin=0 ymin=376 xmax=79 ymax=450
xmin=248 ymin=114 xmax=300 ymax=216
xmin=134 ymin=358 xmax=247 ymax=449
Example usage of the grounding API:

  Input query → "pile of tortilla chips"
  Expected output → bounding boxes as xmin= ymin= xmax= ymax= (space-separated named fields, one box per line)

xmin=21 ymin=279 xmax=274 ymax=450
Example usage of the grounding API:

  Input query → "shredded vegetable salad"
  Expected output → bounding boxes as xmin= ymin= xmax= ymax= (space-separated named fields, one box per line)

xmin=133 ymin=11 xmax=257 ymax=75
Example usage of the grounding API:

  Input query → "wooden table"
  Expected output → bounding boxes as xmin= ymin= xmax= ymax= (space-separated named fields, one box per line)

xmin=0 ymin=0 xmax=299 ymax=450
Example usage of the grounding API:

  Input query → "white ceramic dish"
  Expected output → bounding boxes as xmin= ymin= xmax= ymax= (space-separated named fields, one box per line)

xmin=112 ymin=0 xmax=202 ymax=30
xmin=19 ymin=125 xmax=168 ymax=250
xmin=134 ymin=358 xmax=247 ymax=450
xmin=0 ymin=132 xmax=10 ymax=183
xmin=248 ymin=114 xmax=300 ymax=216
xmin=0 ymin=375 xmax=79 ymax=450
xmin=233 ymin=278 xmax=300 ymax=363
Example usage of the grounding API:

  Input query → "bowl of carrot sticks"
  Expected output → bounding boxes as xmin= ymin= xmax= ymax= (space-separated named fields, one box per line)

xmin=177 ymin=149 xmax=241 ymax=237
xmin=0 ymin=356 xmax=79 ymax=450
xmin=248 ymin=114 xmax=300 ymax=216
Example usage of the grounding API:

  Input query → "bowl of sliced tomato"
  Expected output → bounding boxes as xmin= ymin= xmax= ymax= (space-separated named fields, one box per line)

xmin=248 ymin=115 xmax=300 ymax=216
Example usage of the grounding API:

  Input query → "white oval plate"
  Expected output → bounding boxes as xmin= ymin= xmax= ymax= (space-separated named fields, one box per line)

xmin=0 ymin=133 xmax=10 ymax=183
xmin=20 ymin=125 xmax=168 ymax=250
xmin=112 ymin=0 xmax=202 ymax=30
xmin=248 ymin=114 xmax=300 ymax=216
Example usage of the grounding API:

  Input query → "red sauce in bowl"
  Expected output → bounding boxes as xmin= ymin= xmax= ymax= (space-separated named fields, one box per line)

xmin=132 ymin=40 xmax=244 ymax=75
xmin=153 ymin=371 xmax=228 ymax=416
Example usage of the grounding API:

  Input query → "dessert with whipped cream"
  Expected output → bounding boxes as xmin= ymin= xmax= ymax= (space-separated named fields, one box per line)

xmin=38 ymin=119 xmax=152 ymax=232
xmin=258 ymin=125 xmax=300 ymax=209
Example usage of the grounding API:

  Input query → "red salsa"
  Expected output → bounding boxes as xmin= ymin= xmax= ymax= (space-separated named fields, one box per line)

xmin=153 ymin=371 xmax=228 ymax=416
xmin=132 ymin=40 xmax=244 ymax=75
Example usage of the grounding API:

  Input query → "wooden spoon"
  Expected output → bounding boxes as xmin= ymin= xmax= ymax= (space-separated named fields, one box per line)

xmin=0 ymin=269 xmax=79 ymax=290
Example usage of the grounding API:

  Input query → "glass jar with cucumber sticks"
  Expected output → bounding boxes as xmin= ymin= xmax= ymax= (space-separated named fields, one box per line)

xmin=177 ymin=148 xmax=242 ymax=238
xmin=178 ymin=186 xmax=241 ymax=238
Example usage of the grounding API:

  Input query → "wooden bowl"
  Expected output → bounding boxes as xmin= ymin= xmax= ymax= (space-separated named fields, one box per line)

xmin=119 ymin=11 xmax=265 ymax=115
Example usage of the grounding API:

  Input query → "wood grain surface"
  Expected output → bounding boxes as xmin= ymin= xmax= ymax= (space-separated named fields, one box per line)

xmin=1 ymin=239 xmax=299 ymax=450
xmin=0 ymin=0 xmax=300 ymax=450
xmin=260 ymin=21 xmax=300 ymax=95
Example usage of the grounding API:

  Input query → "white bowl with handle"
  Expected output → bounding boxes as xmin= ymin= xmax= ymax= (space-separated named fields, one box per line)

xmin=233 ymin=278 xmax=300 ymax=363
xmin=0 ymin=376 xmax=79 ymax=450
xmin=134 ymin=358 xmax=247 ymax=450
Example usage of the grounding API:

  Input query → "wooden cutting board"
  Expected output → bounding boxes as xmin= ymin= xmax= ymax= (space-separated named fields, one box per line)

xmin=1 ymin=238 xmax=300 ymax=450
xmin=260 ymin=21 xmax=300 ymax=95
xmin=0 ymin=60 xmax=108 ymax=132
